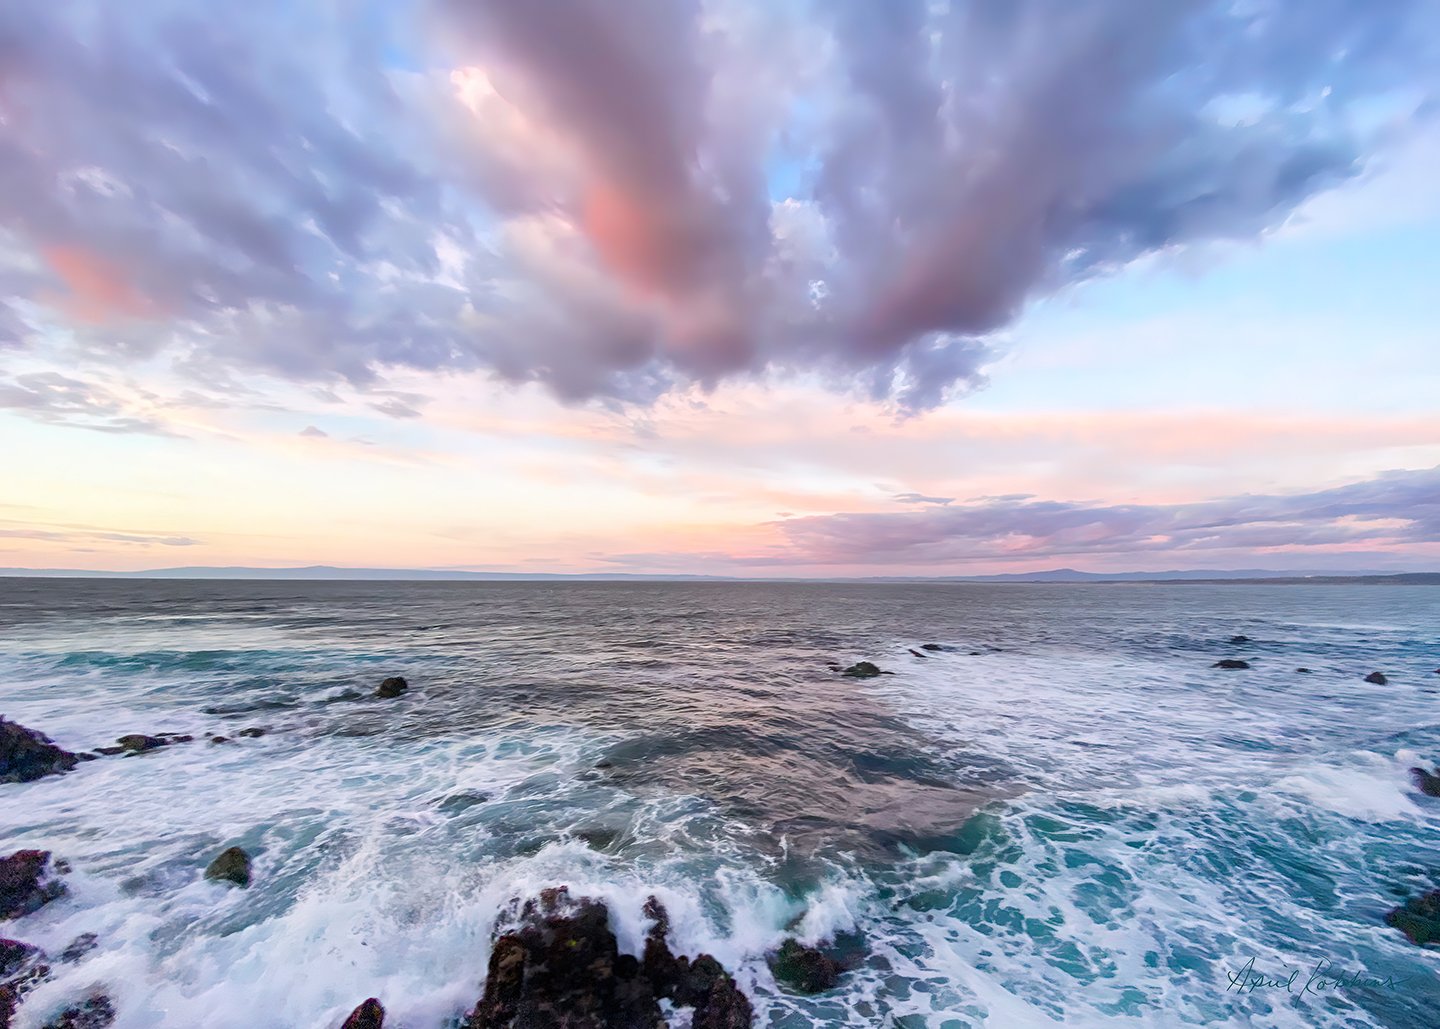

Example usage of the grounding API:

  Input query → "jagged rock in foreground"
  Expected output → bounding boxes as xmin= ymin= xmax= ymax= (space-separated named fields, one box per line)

xmin=340 ymin=997 xmax=385 ymax=1028
xmin=1 ymin=851 xmax=67 ymax=921
xmin=1 ymin=936 xmax=51 ymax=1029
xmin=465 ymin=888 xmax=752 ymax=1028
xmin=1387 ymin=889 xmax=1440 ymax=946
xmin=204 ymin=847 xmax=252 ymax=888
xmin=0 ymin=719 xmax=79 ymax=784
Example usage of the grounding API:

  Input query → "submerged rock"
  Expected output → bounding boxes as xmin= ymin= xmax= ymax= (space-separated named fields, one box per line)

xmin=1364 ymin=671 xmax=1389 ymax=685
xmin=375 ymin=677 xmax=408 ymax=699
xmin=465 ymin=888 xmax=751 ymax=1028
xmin=1411 ymin=767 xmax=1440 ymax=798
xmin=39 ymin=993 xmax=114 ymax=1029
xmin=1386 ymin=890 xmax=1440 ymax=946
xmin=237 ymin=728 xmax=267 ymax=739
xmin=1212 ymin=659 xmax=1250 ymax=670
xmin=114 ymin=735 xmax=164 ymax=754
xmin=0 ymin=851 xmax=66 ymax=920
xmin=841 ymin=662 xmax=883 ymax=678
xmin=0 ymin=719 xmax=79 ymax=784
xmin=920 ymin=643 xmax=945 ymax=652
xmin=908 ymin=649 xmax=928 ymax=659
xmin=340 ymin=998 xmax=384 ymax=1029
xmin=57 ymin=935 xmax=97 ymax=964
xmin=768 ymin=940 xmax=842 ymax=993
xmin=1228 ymin=635 xmax=1251 ymax=644
xmin=1295 ymin=667 xmax=1312 ymax=674
xmin=203 ymin=847 xmax=252 ymax=888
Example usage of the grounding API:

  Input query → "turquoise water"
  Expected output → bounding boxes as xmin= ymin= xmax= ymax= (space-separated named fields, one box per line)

xmin=2 ymin=580 xmax=1438 ymax=1027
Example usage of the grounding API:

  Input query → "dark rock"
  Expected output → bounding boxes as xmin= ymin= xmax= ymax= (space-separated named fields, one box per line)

xmin=1364 ymin=671 xmax=1388 ymax=685
xmin=593 ymin=760 xmax=614 ymax=770
xmin=968 ymin=651 xmax=982 ymax=656
xmin=1212 ymin=659 xmax=1250 ymax=670
xmin=465 ymin=888 xmax=751 ymax=1028
xmin=375 ymin=677 xmax=408 ymax=699
xmin=841 ymin=662 xmax=883 ymax=678
xmin=825 ymin=663 xmax=843 ymax=671
xmin=1228 ymin=635 xmax=1251 ymax=644
xmin=92 ymin=748 xmax=124 ymax=757
xmin=1386 ymin=890 xmax=1440 ymax=946
xmin=114 ymin=735 xmax=164 ymax=754
xmin=340 ymin=998 xmax=384 ymax=1029
xmin=769 ymin=939 xmax=842 ymax=993
xmin=0 ymin=939 xmax=41 ymax=979
xmin=58 ymin=935 xmax=97 ymax=964
xmin=203 ymin=847 xmax=251 ymax=888
xmin=908 ymin=649 xmax=928 ymax=659
xmin=39 ymin=993 xmax=114 ymax=1029
xmin=209 ymin=736 xmax=230 ymax=745
xmin=237 ymin=728 xmax=267 ymax=739
xmin=0 ymin=852 xmax=66 ymax=920
xmin=1295 ymin=668 xmax=1312 ymax=674
xmin=0 ymin=719 xmax=79 ymax=784
xmin=1411 ymin=767 xmax=1440 ymax=798
xmin=920 ymin=644 xmax=944 ymax=651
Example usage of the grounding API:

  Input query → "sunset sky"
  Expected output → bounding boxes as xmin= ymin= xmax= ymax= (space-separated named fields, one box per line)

xmin=2 ymin=0 xmax=1438 ymax=576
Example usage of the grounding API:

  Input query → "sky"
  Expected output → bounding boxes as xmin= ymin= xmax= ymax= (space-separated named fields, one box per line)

xmin=1 ymin=0 xmax=1438 ymax=577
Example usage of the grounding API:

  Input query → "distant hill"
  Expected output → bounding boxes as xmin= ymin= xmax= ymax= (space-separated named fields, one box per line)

xmin=1 ymin=565 xmax=1437 ymax=584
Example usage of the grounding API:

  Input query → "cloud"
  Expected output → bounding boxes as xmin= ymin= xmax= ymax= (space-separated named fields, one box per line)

xmin=0 ymin=371 xmax=179 ymax=435
xmin=0 ymin=520 xmax=200 ymax=547
xmin=770 ymin=465 xmax=1440 ymax=566
xmin=0 ymin=0 xmax=1435 ymax=409
xmin=893 ymin=492 xmax=953 ymax=506
xmin=298 ymin=425 xmax=329 ymax=438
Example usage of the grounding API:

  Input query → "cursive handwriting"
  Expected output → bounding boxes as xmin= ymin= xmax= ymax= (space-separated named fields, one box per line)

xmin=1226 ymin=957 xmax=1409 ymax=995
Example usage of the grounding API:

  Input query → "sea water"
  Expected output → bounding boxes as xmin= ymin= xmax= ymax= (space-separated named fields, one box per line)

xmin=1 ymin=579 xmax=1437 ymax=1027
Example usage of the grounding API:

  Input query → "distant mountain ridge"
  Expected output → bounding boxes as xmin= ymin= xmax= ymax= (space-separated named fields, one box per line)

xmin=2 ymin=565 xmax=1437 ymax=584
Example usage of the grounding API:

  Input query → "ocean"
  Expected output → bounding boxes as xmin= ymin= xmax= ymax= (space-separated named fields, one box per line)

xmin=2 ymin=579 xmax=1438 ymax=1027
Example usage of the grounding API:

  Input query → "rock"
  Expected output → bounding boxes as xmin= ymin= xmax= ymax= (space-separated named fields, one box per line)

xmin=114 ymin=735 xmax=164 ymax=754
xmin=1228 ymin=635 xmax=1251 ymax=644
xmin=203 ymin=847 xmax=251 ymax=888
xmin=39 ymin=994 xmax=114 ymax=1029
xmin=920 ymin=644 xmax=944 ymax=652
xmin=1295 ymin=667 xmax=1312 ymax=673
xmin=375 ymin=677 xmax=408 ymax=699
xmin=768 ymin=939 xmax=842 ymax=993
xmin=465 ymin=888 xmax=751 ymax=1028
xmin=340 ymin=998 xmax=384 ymax=1029
xmin=908 ymin=649 xmax=928 ymax=659
xmin=237 ymin=728 xmax=266 ymax=738
xmin=1212 ymin=659 xmax=1250 ymax=670
xmin=1386 ymin=890 xmax=1440 ymax=946
xmin=209 ymin=736 xmax=230 ymax=745
xmin=1411 ymin=767 xmax=1440 ymax=797
xmin=58 ymin=935 xmax=97 ymax=964
xmin=1364 ymin=671 xmax=1388 ymax=685
xmin=0 ymin=852 xmax=66 ymax=920
xmin=841 ymin=662 xmax=883 ymax=678
xmin=0 ymin=719 xmax=79 ymax=784
xmin=0 ymin=938 xmax=42 ymax=979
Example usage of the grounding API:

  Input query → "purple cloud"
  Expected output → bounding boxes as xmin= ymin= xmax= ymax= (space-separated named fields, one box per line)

xmin=772 ymin=466 xmax=1440 ymax=565
xmin=0 ymin=0 xmax=1435 ymax=409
